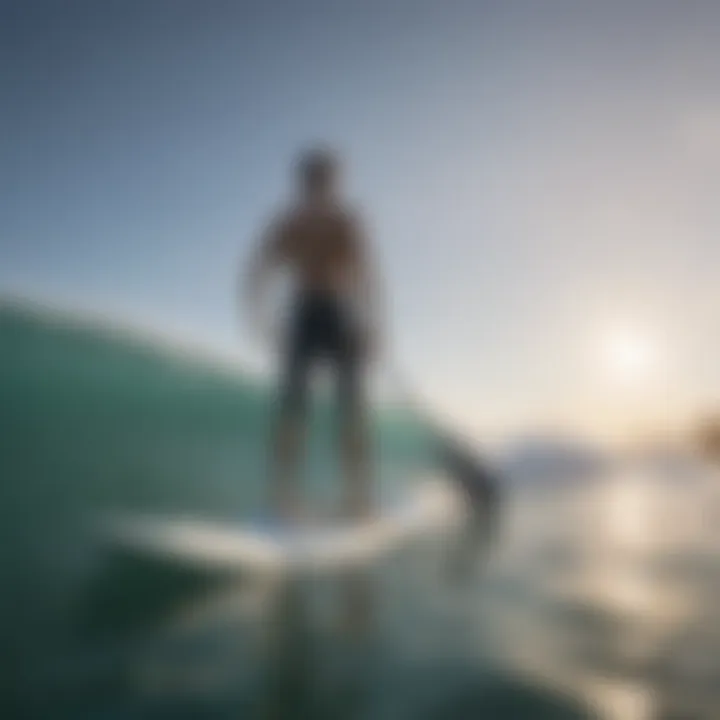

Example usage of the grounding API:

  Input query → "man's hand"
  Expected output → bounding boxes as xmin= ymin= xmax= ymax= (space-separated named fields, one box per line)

xmin=246 ymin=295 xmax=273 ymax=348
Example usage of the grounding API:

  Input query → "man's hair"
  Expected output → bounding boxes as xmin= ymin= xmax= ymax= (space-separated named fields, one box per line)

xmin=296 ymin=147 xmax=338 ymax=190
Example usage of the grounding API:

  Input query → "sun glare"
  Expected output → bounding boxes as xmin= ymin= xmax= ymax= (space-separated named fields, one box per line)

xmin=600 ymin=326 xmax=658 ymax=384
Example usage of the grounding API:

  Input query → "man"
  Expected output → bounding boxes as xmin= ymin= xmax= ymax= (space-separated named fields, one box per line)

xmin=244 ymin=148 xmax=380 ymax=522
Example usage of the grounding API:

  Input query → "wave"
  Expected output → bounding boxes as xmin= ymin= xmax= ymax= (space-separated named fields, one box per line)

xmin=0 ymin=296 xmax=431 ymax=520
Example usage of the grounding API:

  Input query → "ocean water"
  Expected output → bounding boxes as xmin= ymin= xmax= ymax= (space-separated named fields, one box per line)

xmin=2 ymin=299 xmax=720 ymax=719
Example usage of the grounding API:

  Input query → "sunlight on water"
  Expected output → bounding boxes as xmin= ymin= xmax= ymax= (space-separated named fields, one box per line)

xmin=481 ymin=463 xmax=720 ymax=720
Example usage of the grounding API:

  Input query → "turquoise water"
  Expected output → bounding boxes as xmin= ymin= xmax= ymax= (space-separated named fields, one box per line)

xmin=0 ymin=300 xmax=489 ymax=719
xmin=10 ymin=299 xmax=718 ymax=719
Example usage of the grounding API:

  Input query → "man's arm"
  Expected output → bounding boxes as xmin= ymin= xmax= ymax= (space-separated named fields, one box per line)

xmin=241 ymin=214 xmax=287 ymax=343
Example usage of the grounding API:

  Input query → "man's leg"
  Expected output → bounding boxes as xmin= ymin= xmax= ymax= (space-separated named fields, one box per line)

xmin=270 ymin=348 xmax=309 ymax=521
xmin=338 ymin=357 xmax=372 ymax=520
xmin=337 ymin=353 xmax=373 ymax=636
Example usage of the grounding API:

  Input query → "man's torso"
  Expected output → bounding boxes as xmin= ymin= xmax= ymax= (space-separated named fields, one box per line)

xmin=273 ymin=203 xmax=360 ymax=296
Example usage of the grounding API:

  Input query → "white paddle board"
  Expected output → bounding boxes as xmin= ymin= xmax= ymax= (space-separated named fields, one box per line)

xmin=101 ymin=477 xmax=467 ymax=574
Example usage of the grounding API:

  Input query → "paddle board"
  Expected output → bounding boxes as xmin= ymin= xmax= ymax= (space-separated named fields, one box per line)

xmin=101 ymin=476 xmax=467 ymax=574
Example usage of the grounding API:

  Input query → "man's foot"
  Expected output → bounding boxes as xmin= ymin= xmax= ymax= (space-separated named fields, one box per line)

xmin=262 ymin=498 xmax=307 ymax=528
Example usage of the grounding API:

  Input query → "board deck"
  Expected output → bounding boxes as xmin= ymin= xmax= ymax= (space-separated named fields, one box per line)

xmin=101 ymin=477 xmax=467 ymax=573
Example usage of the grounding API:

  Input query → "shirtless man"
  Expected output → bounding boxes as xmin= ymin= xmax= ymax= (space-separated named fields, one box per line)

xmin=244 ymin=148 xmax=380 ymax=521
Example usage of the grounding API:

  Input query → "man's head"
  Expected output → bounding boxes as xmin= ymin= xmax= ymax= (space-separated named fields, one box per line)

xmin=296 ymin=147 xmax=339 ymax=199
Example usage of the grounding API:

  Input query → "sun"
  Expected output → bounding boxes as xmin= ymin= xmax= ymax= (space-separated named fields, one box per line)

xmin=600 ymin=325 xmax=658 ymax=383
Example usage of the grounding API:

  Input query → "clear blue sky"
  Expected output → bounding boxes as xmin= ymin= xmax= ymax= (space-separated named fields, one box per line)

xmin=2 ymin=1 xmax=719 ymax=439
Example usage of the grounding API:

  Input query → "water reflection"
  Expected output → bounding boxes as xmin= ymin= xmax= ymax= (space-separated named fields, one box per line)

xmin=483 ymin=463 xmax=720 ymax=720
xmin=24 ymin=461 xmax=720 ymax=719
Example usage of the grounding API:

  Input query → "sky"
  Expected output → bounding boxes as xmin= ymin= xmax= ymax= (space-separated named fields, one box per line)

xmin=2 ymin=0 xmax=719 ymax=441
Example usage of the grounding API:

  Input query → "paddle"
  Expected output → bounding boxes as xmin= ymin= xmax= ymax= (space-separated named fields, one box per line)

xmin=385 ymin=363 xmax=502 ymax=579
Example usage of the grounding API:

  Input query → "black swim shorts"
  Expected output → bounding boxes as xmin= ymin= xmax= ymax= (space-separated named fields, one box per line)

xmin=279 ymin=291 xmax=363 ymax=420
